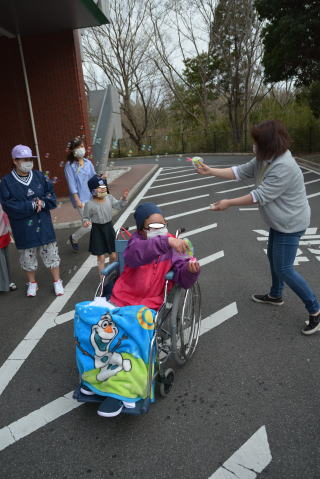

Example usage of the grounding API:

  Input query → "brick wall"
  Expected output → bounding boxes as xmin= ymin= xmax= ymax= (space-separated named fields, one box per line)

xmin=0 ymin=30 xmax=92 ymax=197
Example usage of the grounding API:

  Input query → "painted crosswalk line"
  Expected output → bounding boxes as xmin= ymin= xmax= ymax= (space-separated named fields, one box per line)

xmin=208 ymin=426 xmax=272 ymax=478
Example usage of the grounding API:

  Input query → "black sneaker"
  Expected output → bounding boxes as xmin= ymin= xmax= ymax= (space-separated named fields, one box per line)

xmin=69 ymin=234 xmax=79 ymax=253
xmin=301 ymin=313 xmax=320 ymax=335
xmin=97 ymin=397 xmax=123 ymax=418
xmin=251 ymin=294 xmax=284 ymax=305
xmin=9 ymin=282 xmax=17 ymax=291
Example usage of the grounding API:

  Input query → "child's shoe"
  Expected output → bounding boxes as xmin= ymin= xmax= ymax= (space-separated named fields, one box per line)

xmin=53 ymin=279 xmax=64 ymax=296
xmin=97 ymin=397 xmax=123 ymax=417
xmin=27 ymin=282 xmax=38 ymax=297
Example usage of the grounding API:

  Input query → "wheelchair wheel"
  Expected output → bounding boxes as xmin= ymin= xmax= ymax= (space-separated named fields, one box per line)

xmin=170 ymin=281 xmax=201 ymax=366
xmin=158 ymin=368 xmax=175 ymax=397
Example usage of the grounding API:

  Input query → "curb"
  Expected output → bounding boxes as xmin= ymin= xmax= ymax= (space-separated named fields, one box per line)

xmin=53 ymin=164 xmax=159 ymax=230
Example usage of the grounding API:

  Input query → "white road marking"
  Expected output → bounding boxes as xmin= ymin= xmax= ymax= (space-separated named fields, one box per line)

xmin=208 ymin=426 xmax=272 ymax=479
xmin=149 ymin=175 xmax=220 ymax=189
xmin=304 ymin=178 xmax=320 ymax=185
xmin=159 ymin=168 xmax=193 ymax=176
xmin=0 ymin=167 xmax=164 ymax=398
xmin=0 ymin=391 xmax=81 ymax=452
xmin=128 ymin=206 xmax=212 ymax=230
xmin=307 ymin=192 xmax=320 ymax=199
xmin=299 ymin=165 xmax=320 ymax=176
xmin=158 ymin=194 xmax=209 ymax=207
xmin=302 ymin=170 xmax=313 ymax=175
xmin=200 ymin=302 xmax=238 ymax=335
xmin=216 ymin=184 xmax=255 ymax=194
xmin=155 ymin=172 xmax=198 ymax=181
xmin=306 ymin=228 xmax=318 ymax=234
xmin=162 ymin=166 xmax=191 ymax=171
xmin=199 ymin=251 xmax=224 ymax=266
xmin=239 ymin=208 xmax=259 ymax=211
xmin=0 ymin=301 xmax=237 ymax=453
xmin=180 ymin=223 xmax=217 ymax=238
xmin=143 ymin=179 xmax=236 ymax=199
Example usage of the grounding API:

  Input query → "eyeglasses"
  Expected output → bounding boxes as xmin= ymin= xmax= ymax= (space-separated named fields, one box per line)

xmin=143 ymin=221 xmax=168 ymax=231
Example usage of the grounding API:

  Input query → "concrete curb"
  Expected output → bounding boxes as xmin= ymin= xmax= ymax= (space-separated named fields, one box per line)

xmin=53 ymin=164 xmax=159 ymax=230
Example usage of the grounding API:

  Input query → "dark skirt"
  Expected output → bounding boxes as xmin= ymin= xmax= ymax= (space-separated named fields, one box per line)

xmin=89 ymin=222 xmax=116 ymax=256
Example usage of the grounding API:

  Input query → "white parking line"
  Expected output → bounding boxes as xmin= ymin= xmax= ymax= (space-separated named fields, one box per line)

xmin=216 ymin=184 xmax=255 ymax=194
xmin=199 ymin=251 xmax=224 ymax=266
xmin=0 ymin=301 xmax=237 ymax=453
xmin=158 ymin=194 xmax=209 ymax=207
xmin=159 ymin=168 xmax=192 ymax=176
xmin=239 ymin=208 xmax=259 ymax=211
xmin=155 ymin=172 xmax=197 ymax=181
xmin=304 ymin=178 xmax=320 ymax=185
xmin=307 ymin=192 xmax=320 ymax=199
xmin=149 ymin=175 xmax=216 ymax=189
xmin=143 ymin=179 xmax=236 ymax=199
xmin=180 ymin=223 xmax=217 ymax=238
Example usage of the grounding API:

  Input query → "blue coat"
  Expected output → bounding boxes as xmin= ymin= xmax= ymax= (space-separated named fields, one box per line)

xmin=0 ymin=170 xmax=57 ymax=249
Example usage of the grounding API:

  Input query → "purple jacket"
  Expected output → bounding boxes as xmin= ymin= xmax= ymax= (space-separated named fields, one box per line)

xmin=110 ymin=232 xmax=200 ymax=310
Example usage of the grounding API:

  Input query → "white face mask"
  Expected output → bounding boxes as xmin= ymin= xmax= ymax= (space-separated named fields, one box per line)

xmin=19 ymin=161 xmax=33 ymax=173
xmin=147 ymin=227 xmax=168 ymax=239
xmin=73 ymin=147 xmax=85 ymax=159
xmin=94 ymin=189 xmax=108 ymax=198
xmin=253 ymin=144 xmax=257 ymax=154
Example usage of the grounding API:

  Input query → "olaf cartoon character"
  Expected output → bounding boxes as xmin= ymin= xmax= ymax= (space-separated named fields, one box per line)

xmin=91 ymin=313 xmax=132 ymax=382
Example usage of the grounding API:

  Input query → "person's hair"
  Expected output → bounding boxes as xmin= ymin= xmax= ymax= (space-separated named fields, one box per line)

xmin=251 ymin=120 xmax=292 ymax=162
xmin=67 ymin=137 xmax=84 ymax=164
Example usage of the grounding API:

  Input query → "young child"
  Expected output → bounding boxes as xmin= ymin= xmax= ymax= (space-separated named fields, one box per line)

xmin=0 ymin=204 xmax=16 ymax=292
xmin=0 ymin=144 xmax=64 ymax=297
xmin=110 ymin=202 xmax=200 ymax=310
xmin=83 ymin=174 xmax=128 ymax=277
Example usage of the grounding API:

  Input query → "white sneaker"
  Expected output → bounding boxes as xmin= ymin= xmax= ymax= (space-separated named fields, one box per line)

xmin=27 ymin=282 xmax=38 ymax=297
xmin=53 ymin=279 xmax=64 ymax=296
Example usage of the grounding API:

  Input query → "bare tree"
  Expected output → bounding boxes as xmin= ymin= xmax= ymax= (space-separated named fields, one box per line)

xmin=210 ymin=0 xmax=268 ymax=147
xmin=81 ymin=0 xmax=166 ymax=149
xmin=147 ymin=0 xmax=220 ymax=137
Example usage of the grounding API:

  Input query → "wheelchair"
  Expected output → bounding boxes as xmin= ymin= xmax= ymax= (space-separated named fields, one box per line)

xmin=73 ymin=227 xmax=201 ymax=414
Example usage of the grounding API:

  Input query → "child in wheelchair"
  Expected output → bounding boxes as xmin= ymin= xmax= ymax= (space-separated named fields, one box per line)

xmin=109 ymin=202 xmax=200 ymax=310
xmin=74 ymin=202 xmax=200 ymax=417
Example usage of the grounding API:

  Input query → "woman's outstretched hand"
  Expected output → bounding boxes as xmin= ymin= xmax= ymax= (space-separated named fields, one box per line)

xmin=210 ymin=199 xmax=230 ymax=211
xmin=195 ymin=163 xmax=212 ymax=175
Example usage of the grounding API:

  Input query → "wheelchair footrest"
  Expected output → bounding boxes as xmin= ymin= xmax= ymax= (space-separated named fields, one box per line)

xmin=73 ymin=386 xmax=151 ymax=414
xmin=73 ymin=385 xmax=105 ymax=404
xmin=122 ymin=398 xmax=151 ymax=415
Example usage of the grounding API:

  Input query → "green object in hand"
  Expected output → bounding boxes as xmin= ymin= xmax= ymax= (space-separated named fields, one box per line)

xmin=184 ymin=238 xmax=194 ymax=256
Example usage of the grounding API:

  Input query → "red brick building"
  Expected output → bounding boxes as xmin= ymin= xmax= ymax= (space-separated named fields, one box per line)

xmin=0 ymin=0 xmax=109 ymax=196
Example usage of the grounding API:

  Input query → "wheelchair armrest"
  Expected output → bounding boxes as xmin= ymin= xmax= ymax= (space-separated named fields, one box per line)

xmin=101 ymin=262 xmax=120 ymax=276
xmin=165 ymin=270 xmax=174 ymax=280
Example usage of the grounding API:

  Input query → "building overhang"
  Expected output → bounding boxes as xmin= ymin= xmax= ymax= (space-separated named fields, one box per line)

xmin=0 ymin=0 xmax=109 ymax=38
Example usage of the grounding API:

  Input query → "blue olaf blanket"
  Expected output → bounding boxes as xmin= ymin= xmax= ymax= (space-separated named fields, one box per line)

xmin=74 ymin=301 xmax=156 ymax=403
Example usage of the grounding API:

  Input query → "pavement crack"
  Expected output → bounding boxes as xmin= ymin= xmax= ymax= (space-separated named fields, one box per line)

xmin=221 ymin=465 xmax=239 ymax=478
xmin=237 ymin=462 xmax=258 ymax=474
xmin=7 ymin=425 xmax=17 ymax=441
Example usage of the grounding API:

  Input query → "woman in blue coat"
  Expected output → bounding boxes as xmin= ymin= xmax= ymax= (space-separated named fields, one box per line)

xmin=0 ymin=145 xmax=64 ymax=297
